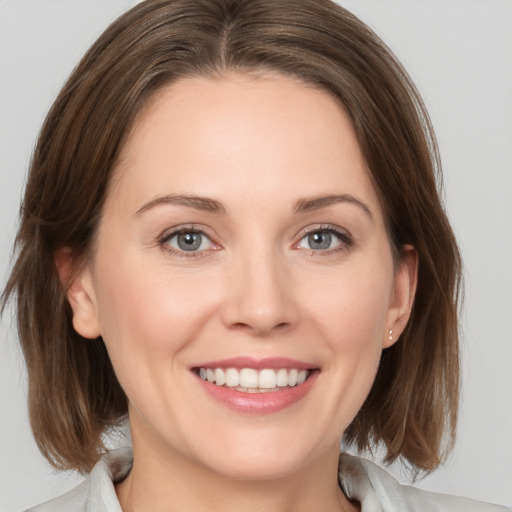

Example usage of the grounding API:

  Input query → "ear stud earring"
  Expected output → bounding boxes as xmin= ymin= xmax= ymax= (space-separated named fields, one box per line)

xmin=388 ymin=330 xmax=393 ymax=341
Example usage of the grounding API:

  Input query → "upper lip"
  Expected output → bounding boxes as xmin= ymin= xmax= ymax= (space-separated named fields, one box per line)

xmin=191 ymin=357 xmax=316 ymax=370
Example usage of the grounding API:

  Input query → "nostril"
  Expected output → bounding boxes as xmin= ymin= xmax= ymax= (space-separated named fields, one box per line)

xmin=226 ymin=322 xmax=291 ymax=338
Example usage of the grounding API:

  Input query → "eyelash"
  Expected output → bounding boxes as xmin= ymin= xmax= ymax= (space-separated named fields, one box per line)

xmin=295 ymin=225 xmax=354 ymax=256
xmin=159 ymin=225 xmax=216 ymax=259
xmin=158 ymin=224 xmax=353 ymax=258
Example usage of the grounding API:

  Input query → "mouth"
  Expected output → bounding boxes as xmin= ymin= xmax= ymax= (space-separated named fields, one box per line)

xmin=191 ymin=358 xmax=319 ymax=414
xmin=194 ymin=367 xmax=312 ymax=393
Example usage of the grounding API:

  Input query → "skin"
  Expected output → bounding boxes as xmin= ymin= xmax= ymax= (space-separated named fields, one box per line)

xmin=65 ymin=73 xmax=417 ymax=512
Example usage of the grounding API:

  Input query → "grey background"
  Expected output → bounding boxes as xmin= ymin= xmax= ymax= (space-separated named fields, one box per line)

xmin=1 ymin=1 xmax=511 ymax=510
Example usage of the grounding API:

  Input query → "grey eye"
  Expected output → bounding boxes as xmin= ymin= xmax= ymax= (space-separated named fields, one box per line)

xmin=177 ymin=232 xmax=203 ymax=251
xmin=297 ymin=229 xmax=348 ymax=251
xmin=166 ymin=231 xmax=213 ymax=252
xmin=307 ymin=231 xmax=332 ymax=250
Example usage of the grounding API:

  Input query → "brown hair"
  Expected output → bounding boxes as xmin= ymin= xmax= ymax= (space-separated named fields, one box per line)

xmin=2 ymin=0 xmax=461 ymax=474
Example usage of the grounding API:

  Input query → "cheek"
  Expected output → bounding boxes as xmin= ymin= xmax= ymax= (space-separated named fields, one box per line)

xmin=304 ymin=260 xmax=393 ymax=350
xmin=91 ymin=271 xmax=217 ymax=425
xmin=92 ymin=255 xmax=220 ymax=379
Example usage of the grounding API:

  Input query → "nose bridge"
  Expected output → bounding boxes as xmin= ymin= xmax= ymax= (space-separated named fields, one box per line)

xmin=222 ymin=239 xmax=298 ymax=335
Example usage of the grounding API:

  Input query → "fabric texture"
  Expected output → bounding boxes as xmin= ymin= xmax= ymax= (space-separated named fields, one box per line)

xmin=25 ymin=447 xmax=509 ymax=512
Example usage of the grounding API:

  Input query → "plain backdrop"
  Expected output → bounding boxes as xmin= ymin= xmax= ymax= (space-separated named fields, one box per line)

xmin=1 ymin=1 xmax=511 ymax=510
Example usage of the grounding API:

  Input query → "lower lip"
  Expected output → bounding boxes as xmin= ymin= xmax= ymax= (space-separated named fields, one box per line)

xmin=195 ymin=371 xmax=318 ymax=414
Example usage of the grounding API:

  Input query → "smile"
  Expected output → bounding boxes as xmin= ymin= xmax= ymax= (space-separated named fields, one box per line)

xmin=192 ymin=358 xmax=318 ymax=414
xmin=197 ymin=367 xmax=311 ymax=392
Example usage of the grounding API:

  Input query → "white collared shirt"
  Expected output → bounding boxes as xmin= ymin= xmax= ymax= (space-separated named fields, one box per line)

xmin=25 ymin=447 xmax=510 ymax=512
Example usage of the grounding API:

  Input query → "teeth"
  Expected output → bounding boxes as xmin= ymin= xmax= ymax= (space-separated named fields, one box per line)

xmin=239 ymin=368 xmax=258 ymax=388
xmin=198 ymin=367 xmax=311 ymax=390
xmin=214 ymin=368 xmax=226 ymax=386
xmin=225 ymin=368 xmax=240 ymax=387
xmin=258 ymin=369 xmax=276 ymax=389
xmin=276 ymin=368 xmax=288 ymax=387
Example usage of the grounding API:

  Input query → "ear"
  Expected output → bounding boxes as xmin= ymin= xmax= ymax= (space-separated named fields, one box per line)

xmin=383 ymin=244 xmax=418 ymax=348
xmin=55 ymin=247 xmax=101 ymax=339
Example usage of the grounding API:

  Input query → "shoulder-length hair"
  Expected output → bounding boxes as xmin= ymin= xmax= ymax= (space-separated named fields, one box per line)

xmin=2 ymin=0 xmax=461 ymax=473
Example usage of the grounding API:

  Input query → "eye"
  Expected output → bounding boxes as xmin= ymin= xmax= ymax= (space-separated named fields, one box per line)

xmin=162 ymin=229 xmax=215 ymax=254
xmin=296 ymin=228 xmax=351 ymax=252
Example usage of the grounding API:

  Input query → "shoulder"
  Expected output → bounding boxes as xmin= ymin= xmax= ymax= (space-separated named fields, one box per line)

xmin=338 ymin=453 xmax=510 ymax=512
xmin=24 ymin=480 xmax=91 ymax=512
xmin=24 ymin=448 xmax=133 ymax=512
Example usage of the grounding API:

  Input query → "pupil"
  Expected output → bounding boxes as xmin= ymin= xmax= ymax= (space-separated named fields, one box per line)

xmin=309 ymin=232 xmax=331 ymax=250
xmin=178 ymin=232 xmax=201 ymax=251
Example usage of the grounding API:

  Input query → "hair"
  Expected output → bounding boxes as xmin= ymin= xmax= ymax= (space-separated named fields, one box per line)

xmin=2 ymin=0 xmax=461 ymax=474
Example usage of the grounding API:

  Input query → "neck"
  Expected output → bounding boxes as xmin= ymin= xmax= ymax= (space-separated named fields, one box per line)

xmin=116 ymin=434 xmax=359 ymax=512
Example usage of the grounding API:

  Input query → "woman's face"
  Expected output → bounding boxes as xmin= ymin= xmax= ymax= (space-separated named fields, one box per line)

xmin=69 ymin=73 xmax=416 ymax=480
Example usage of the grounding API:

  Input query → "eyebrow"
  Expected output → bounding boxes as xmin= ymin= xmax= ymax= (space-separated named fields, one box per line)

xmin=134 ymin=194 xmax=228 ymax=217
xmin=134 ymin=192 xmax=373 ymax=221
xmin=293 ymin=194 xmax=374 ymax=222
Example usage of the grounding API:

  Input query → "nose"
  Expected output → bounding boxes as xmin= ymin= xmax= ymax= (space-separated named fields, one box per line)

xmin=220 ymin=247 xmax=299 ymax=337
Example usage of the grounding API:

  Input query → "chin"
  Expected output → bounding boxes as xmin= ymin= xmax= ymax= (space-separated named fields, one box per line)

xmin=193 ymin=434 xmax=324 ymax=482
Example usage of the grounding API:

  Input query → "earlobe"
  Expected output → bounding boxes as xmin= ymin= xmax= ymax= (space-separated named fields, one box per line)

xmin=55 ymin=248 xmax=101 ymax=339
xmin=383 ymin=244 xmax=418 ymax=348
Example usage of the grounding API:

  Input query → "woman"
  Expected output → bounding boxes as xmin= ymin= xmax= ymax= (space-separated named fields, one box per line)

xmin=2 ymin=0 xmax=509 ymax=510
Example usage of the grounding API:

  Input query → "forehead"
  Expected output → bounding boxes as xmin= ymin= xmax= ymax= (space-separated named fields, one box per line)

xmin=111 ymin=72 xmax=381 ymax=219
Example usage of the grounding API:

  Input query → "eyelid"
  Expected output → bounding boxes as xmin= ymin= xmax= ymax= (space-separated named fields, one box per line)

xmin=293 ymin=224 xmax=354 ymax=252
xmin=157 ymin=223 xmax=353 ymax=257
xmin=295 ymin=223 xmax=352 ymax=240
xmin=159 ymin=224 xmax=221 ymax=257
